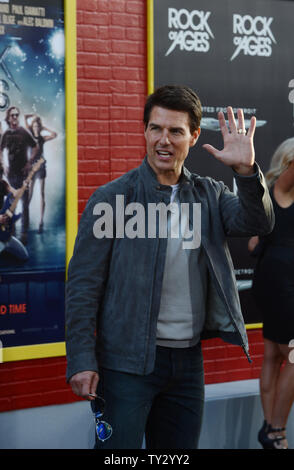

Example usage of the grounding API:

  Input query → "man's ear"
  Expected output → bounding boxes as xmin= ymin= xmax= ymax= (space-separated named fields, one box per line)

xmin=190 ymin=127 xmax=201 ymax=147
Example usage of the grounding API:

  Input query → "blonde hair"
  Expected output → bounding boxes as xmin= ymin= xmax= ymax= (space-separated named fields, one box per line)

xmin=265 ymin=137 xmax=294 ymax=188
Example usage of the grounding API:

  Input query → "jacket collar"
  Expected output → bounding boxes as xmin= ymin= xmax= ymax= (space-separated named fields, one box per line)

xmin=139 ymin=155 xmax=194 ymax=189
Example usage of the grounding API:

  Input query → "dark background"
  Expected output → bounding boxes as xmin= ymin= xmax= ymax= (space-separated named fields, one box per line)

xmin=153 ymin=0 xmax=294 ymax=324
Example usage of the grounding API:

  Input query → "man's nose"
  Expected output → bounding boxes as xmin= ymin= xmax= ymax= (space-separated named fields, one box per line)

xmin=159 ymin=130 xmax=170 ymax=145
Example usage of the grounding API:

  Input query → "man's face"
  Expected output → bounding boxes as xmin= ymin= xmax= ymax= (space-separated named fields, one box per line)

xmin=144 ymin=106 xmax=200 ymax=185
xmin=8 ymin=108 xmax=20 ymax=128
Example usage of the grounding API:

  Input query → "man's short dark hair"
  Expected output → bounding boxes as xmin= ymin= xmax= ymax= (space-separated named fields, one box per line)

xmin=143 ymin=85 xmax=202 ymax=133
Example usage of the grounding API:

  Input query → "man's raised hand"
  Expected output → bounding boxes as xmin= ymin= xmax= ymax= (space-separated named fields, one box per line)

xmin=202 ymin=107 xmax=256 ymax=175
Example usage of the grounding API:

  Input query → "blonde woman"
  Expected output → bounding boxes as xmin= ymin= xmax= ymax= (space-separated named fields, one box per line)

xmin=249 ymin=138 xmax=294 ymax=449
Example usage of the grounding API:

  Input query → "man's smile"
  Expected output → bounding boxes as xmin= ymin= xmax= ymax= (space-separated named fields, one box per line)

xmin=156 ymin=149 xmax=173 ymax=160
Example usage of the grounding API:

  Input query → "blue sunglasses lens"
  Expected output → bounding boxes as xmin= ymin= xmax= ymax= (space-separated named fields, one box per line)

xmin=96 ymin=420 xmax=113 ymax=441
xmin=92 ymin=397 xmax=112 ymax=442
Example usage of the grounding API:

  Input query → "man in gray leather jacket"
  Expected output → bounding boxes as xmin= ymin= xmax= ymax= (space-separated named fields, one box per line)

xmin=66 ymin=85 xmax=274 ymax=449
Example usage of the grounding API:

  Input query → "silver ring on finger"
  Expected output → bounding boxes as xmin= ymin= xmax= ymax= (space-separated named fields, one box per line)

xmin=237 ymin=128 xmax=246 ymax=135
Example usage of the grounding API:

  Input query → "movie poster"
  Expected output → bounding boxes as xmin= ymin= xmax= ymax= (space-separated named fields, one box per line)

xmin=0 ymin=0 xmax=66 ymax=356
xmin=150 ymin=0 xmax=294 ymax=325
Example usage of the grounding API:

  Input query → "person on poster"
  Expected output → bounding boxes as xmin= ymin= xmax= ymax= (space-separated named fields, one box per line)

xmin=65 ymin=85 xmax=274 ymax=449
xmin=25 ymin=114 xmax=57 ymax=234
xmin=0 ymin=163 xmax=28 ymax=262
xmin=0 ymin=106 xmax=38 ymax=245
xmin=249 ymin=138 xmax=294 ymax=449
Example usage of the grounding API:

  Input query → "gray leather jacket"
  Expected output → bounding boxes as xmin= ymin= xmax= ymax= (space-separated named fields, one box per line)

xmin=65 ymin=157 xmax=274 ymax=381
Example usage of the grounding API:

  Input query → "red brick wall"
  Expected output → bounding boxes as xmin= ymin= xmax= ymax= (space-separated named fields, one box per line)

xmin=77 ymin=0 xmax=147 ymax=217
xmin=0 ymin=0 xmax=264 ymax=413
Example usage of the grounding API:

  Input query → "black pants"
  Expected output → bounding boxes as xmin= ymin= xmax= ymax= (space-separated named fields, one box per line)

xmin=94 ymin=342 xmax=204 ymax=449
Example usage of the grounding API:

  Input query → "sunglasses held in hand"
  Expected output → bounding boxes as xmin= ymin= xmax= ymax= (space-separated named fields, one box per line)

xmin=90 ymin=396 xmax=112 ymax=442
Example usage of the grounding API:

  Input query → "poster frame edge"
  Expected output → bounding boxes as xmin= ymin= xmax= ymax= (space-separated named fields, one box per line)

xmin=1 ymin=0 xmax=77 ymax=363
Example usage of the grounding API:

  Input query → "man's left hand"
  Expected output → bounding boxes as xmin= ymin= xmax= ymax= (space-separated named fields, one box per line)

xmin=202 ymin=107 xmax=256 ymax=176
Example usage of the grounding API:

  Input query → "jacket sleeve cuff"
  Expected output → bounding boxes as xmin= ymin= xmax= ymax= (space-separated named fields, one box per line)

xmin=66 ymin=351 xmax=98 ymax=383
xmin=232 ymin=162 xmax=260 ymax=179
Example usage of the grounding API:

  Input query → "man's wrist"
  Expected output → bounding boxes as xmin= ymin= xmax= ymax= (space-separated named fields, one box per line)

xmin=232 ymin=164 xmax=255 ymax=176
